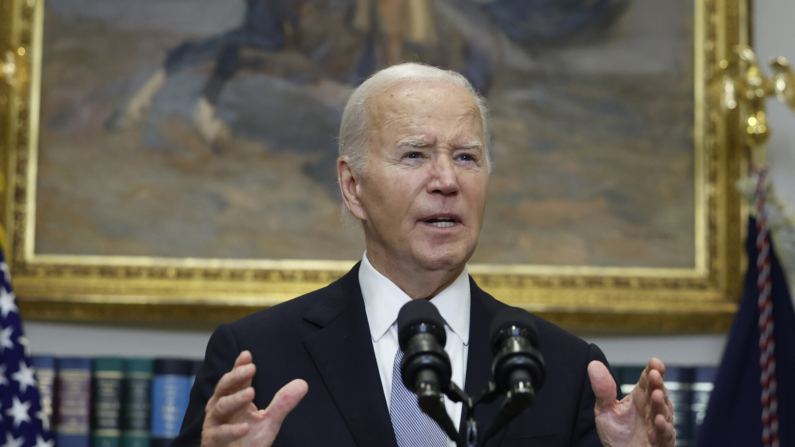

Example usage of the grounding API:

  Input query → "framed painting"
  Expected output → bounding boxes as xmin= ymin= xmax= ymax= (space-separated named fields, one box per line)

xmin=0 ymin=0 xmax=749 ymax=331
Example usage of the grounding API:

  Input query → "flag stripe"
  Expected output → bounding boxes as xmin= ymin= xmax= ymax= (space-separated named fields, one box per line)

xmin=754 ymin=169 xmax=779 ymax=447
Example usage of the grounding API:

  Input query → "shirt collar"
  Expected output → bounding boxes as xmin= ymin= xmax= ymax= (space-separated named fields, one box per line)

xmin=359 ymin=253 xmax=470 ymax=346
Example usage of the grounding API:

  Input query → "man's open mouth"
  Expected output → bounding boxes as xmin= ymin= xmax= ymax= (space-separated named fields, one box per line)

xmin=425 ymin=217 xmax=457 ymax=228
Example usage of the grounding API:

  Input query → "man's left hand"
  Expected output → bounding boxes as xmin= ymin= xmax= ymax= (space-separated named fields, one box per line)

xmin=587 ymin=358 xmax=676 ymax=447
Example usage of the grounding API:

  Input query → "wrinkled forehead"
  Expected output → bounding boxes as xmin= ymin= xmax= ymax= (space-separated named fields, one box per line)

xmin=367 ymin=80 xmax=482 ymax=134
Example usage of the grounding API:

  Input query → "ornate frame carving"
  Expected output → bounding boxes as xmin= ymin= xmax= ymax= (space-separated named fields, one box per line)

xmin=0 ymin=0 xmax=749 ymax=331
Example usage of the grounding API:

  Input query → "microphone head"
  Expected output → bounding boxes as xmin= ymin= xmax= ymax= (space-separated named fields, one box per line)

xmin=490 ymin=307 xmax=546 ymax=394
xmin=397 ymin=299 xmax=447 ymax=350
xmin=489 ymin=307 xmax=539 ymax=354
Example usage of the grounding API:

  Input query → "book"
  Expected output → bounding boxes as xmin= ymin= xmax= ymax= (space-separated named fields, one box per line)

xmin=150 ymin=359 xmax=193 ymax=447
xmin=122 ymin=358 xmax=154 ymax=447
xmin=691 ymin=366 xmax=717 ymax=444
xmin=616 ymin=365 xmax=646 ymax=397
xmin=57 ymin=357 xmax=93 ymax=447
xmin=663 ymin=366 xmax=694 ymax=447
xmin=92 ymin=358 xmax=125 ymax=447
xmin=32 ymin=355 xmax=57 ymax=436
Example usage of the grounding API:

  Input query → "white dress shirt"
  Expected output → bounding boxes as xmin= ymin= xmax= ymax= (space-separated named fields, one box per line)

xmin=359 ymin=253 xmax=471 ymax=447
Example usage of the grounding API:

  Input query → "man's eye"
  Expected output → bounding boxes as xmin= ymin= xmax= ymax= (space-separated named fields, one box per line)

xmin=457 ymin=154 xmax=475 ymax=162
xmin=405 ymin=152 xmax=423 ymax=159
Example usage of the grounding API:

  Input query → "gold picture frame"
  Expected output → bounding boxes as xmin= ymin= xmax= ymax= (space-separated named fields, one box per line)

xmin=0 ymin=0 xmax=749 ymax=331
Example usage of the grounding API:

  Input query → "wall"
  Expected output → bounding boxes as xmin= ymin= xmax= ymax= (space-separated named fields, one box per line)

xmin=24 ymin=321 xmax=729 ymax=366
xmin=757 ymin=0 xmax=795 ymax=210
xmin=25 ymin=0 xmax=795 ymax=368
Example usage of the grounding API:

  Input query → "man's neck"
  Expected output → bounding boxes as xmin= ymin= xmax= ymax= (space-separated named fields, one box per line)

xmin=365 ymin=250 xmax=465 ymax=299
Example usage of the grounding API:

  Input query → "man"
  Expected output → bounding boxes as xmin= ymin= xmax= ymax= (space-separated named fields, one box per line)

xmin=173 ymin=63 xmax=676 ymax=447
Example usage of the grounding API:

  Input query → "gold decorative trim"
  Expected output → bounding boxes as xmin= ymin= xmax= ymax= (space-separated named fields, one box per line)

xmin=1 ymin=0 xmax=749 ymax=332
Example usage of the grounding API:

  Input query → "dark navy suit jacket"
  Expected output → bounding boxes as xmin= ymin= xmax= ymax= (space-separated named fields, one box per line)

xmin=173 ymin=264 xmax=608 ymax=447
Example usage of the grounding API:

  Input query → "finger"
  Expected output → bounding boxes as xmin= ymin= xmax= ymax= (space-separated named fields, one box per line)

xmin=587 ymin=361 xmax=617 ymax=413
xmin=650 ymin=388 xmax=670 ymax=423
xmin=217 ymin=363 xmax=256 ymax=396
xmin=637 ymin=358 xmax=664 ymax=390
xmin=651 ymin=357 xmax=666 ymax=380
xmin=654 ymin=413 xmax=676 ymax=446
xmin=646 ymin=367 xmax=671 ymax=409
xmin=635 ymin=358 xmax=665 ymax=410
xmin=261 ymin=379 xmax=309 ymax=427
xmin=206 ymin=363 xmax=257 ymax=412
xmin=646 ymin=367 xmax=661 ymax=395
xmin=209 ymin=387 xmax=256 ymax=424
xmin=201 ymin=422 xmax=250 ymax=447
xmin=234 ymin=350 xmax=253 ymax=368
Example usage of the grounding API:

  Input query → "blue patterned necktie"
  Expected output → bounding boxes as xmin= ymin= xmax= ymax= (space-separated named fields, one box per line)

xmin=390 ymin=348 xmax=450 ymax=447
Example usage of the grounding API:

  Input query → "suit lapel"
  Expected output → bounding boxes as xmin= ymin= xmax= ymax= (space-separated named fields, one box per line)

xmin=302 ymin=265 xmax=398 ymax=447
xmin=461 ymin=279 xmax=509 ymax=447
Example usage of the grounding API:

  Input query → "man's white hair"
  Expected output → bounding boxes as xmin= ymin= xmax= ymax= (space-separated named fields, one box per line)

xmin=338 ymin=63 xmax=491 ymax=174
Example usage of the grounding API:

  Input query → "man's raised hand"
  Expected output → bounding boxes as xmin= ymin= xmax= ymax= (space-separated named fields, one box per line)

xmin=587 ymin=358 xmax=676 ymax=447
xmin=201 ymin=351 xmax=308 ymax=447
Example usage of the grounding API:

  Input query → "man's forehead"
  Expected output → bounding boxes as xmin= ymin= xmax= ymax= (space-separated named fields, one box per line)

xmin=367 ymin=80 xmax=482 ymax=131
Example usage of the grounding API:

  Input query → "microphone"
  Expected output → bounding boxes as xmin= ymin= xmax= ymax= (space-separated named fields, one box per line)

xmin=397 ymin=299 xmax=451 ymax=396
xmin=489 ymin=306 xmax=545 ymax=404
xmin=477 ymin=307 xmax=546 ymax=447
xmin=397 ymin=299 xmax=458 ymax=441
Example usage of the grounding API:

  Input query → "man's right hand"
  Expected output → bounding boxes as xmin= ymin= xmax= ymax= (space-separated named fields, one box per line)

xmin=201 ymin=351 xmax=308 ymax=447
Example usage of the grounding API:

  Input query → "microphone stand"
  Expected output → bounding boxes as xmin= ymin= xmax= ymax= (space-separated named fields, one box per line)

xmin=415 ymin=376 xmax=459 ymax=442
xmin=419 ymin=379 xmax=535 ymax=447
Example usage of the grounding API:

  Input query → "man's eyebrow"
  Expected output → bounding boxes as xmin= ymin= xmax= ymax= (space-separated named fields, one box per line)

xmin=398 ymin=139 xmax=431 ymax=147
xmin=458 ymin=141 xmax=483 ymax=149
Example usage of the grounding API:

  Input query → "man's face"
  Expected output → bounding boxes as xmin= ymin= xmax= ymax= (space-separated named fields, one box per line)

xmin=350 ymin=80 xmax=489 ymax=273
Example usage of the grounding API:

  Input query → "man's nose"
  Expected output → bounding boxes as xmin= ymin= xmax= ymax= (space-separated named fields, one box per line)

xmin=427 ymin=156 xmax=459 ymax=195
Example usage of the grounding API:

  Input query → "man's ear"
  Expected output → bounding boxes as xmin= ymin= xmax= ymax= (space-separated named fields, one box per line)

xmin=337 ymin=157 xmax=367 ymax=221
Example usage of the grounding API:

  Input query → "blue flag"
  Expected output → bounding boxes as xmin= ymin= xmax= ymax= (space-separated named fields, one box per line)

xmin=0 ymin=249 xmax=52 ymax=447
xmin=697 ymin=218 xmax=795 ymax=446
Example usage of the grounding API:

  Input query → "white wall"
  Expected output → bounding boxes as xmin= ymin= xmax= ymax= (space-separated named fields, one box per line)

xmin=25 ymin=0 xmax=795 ymax=368
xmin=24 ymin=321 xmax=729 ymax=367
xmin=757 ymin=0 xmax=795 ymax=211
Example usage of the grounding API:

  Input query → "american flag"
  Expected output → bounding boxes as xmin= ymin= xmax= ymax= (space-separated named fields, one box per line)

xmin=696 ymin=173 xmax=795 ymax=446
xmin=0 ymin=249 xmax=52 ymax=447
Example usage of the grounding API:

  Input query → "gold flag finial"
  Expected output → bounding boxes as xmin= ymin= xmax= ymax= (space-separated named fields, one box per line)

xmin=720 ymin=45 xmax=795 ymax=166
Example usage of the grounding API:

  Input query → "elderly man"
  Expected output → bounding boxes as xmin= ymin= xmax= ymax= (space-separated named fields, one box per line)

xmin=173 ymin=63 xmax=676 ymax=447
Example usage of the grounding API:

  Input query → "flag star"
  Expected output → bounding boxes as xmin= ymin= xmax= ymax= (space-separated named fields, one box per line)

xmin=1 ymin=433 xmax=23 ymax=447
xmin=0 ymin=327 xmax=14 ymax=352
xmin=5 ymin=396 xmax=30 ymax=428
xmin=17 ymin=337 xmax=30 ymax=358
xmin=35 ymin=409 xmax=50 ymax=432
xmin=11 ymin=362 xmax=36 ymax=393
xmin=34 ymin=436 xmax=53 ymax=447
xmin=0 ymin=364 xmax=8 ymax=387
xmin=0 ymin=287 xmax=17 ymax=319
xmin=0 ymin=262 xmax=9 ymax=283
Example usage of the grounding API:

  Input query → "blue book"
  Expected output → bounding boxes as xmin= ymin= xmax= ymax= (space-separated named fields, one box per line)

xmin=663 ymin=366 xmax=694 ymax=447
xmin=150 ymin=359 xmax=192 ymax=447
xmin=691 ymin=366 xmax=717 ymax=445
xmin=32 ymin=356 xmax=57 ymax=436
xmin=57 ymin=357 xmax=93 ymax=447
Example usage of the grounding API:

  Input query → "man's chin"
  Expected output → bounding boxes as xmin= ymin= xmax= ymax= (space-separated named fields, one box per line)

xmin=413 ymin=247 xmax=475 ymax=272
